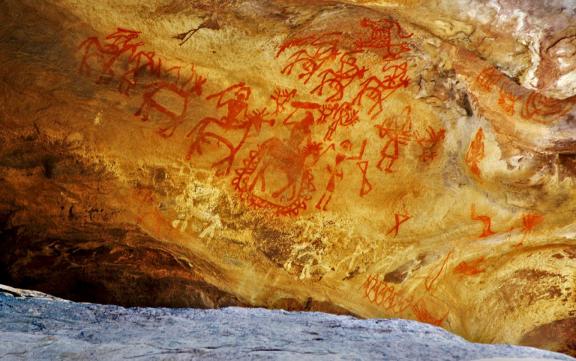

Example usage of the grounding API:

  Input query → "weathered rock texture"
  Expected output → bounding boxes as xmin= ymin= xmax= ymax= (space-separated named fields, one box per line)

xmin=0 ymin=0 xmax=575 ymax=357
xmin=0 ymin=286 xmax=574 ymax=361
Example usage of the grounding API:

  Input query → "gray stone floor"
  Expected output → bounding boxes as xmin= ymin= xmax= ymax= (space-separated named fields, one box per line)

xmin=0 ymin=286 xmax=574 ymax=361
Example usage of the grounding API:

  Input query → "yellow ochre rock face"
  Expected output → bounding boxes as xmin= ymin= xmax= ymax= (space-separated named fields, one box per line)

xmin=0 ymin=0 xmax=575 ymax=357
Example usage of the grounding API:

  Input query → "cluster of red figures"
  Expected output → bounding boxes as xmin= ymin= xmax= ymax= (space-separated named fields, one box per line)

xmin=78 ymin=28 xmax=207 ymax=137
xmin=475 ymin=66 xmax=575 ymax=120
xmin=78 ymin=18 xmax=446 ymax=219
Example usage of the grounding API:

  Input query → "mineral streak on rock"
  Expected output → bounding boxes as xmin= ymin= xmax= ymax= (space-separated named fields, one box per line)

xmin=0 ymin=0 xmax=575 ymax=357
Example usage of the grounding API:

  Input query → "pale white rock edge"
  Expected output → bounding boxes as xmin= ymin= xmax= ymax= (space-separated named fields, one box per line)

xmin=0 ymin=285 xmax=574 ymax=361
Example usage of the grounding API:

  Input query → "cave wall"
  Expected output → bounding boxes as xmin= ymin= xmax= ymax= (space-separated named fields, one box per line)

xmin=0 ymin=0 xmax=575 ymax=356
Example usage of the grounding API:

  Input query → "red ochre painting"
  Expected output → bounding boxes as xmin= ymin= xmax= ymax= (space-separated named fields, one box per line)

xmin=1 ymin=1 xmax=575 ymax=358
xmin=78 ymin=20 xmax=447 ymax=220
xmin=70 ymin=17 xmax=576 ymax=347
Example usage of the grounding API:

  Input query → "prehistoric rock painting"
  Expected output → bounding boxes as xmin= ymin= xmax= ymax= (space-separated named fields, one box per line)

xmin=414 ymin=126 xmax=446 ymax=162
xmin=474 ymin=65 xmax=576 ymax=123
xmin=315 ymin=139 xmax=367 ymax=211
xmin=217 ymin=16 xmax=442 ymax=217
xmin=277 ymin=18 xmax=411 ymax=116
xmin=76 ymin=19 xmax=421 ymax=218
xmin=470 ymin=205 xmax=496 ymax=238
xmin=311 ymin=51 xmax=367 ymax=102
xmin=277 ymin=32 xmax=342 ymax=85
xmin=79 ymin=28 xmax=149 ymax=90
xmin=386 ymin=209 xmax=411 ymax=237
xmin=362 ymin=255 xmax=453 ymax=327
xmin=375 ymin=105 xmax=413 ymax=172
xmin=353 ymin=61 xmax=410 ymax=119
xmin=136 ymin=66 xmax=207 ymax=137
xmin=7 ymin=1 xmax=568 ymax=357
xmin=353 ymin=18 xmax=413 ymax=59
xmin=521 ymin=214 xmax=544 ymax=234
xmin=362 ymin=274 xmax=414 ymax=313
xmin=411 ymin=300 xmax=448 ymax=327
xmin=79 ymin=17 xmax=426 ymax=217
xmin=186 ymin=83 xmax=275 ymax=176
xmin=454 ymin=257 xmax=486 ymax=276
xmin=232 ymin=116 xmax=321 ymax=216
xmin=356 ymin=160 xmax=373 ymax=196
xmin=424 ymin=252 xmax=453 ymax=293
xmin=520 ymin=92 xmax=574 ymax=121
xmin=79 ymin=28 xmax=208 ymax=137
xmin=465 ymin=128 xmax=485 ymax=179
xmin=270 ymin=88 xmax=297 ymax=115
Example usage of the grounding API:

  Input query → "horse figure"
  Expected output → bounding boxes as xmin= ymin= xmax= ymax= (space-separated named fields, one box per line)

xmin=353 ymin=61 xmax=410 ymax=119
xmin=134 ymin=66 xmax=207 ymax=138
xmin=311 ymin=51 xmax=366 ymax=102
xmin=186 ymin=83 xmax=274 ymax=176
xmin=78 ymin=28 xmax=144 ymax=82
xmin=118 ymin=50 xmax=159 ymax=95
xmin=280 ymin=32 xmax=342 ymax=84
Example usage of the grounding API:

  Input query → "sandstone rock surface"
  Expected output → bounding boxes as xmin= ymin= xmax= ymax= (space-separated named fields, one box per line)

xmin=0 ymin=0 xmax=575 ymax=357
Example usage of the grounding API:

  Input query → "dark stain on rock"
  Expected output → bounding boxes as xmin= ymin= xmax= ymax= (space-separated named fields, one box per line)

xmin=0 ymin=219 xmax=245 ymax=308
xmin=558 ymin=153 xmax=576 ymax=179
xmin=271 ymin=297 xmax=356 ymax=316
xmin=0 ymin=134 xmax=243 ymax=308
xmin=459 ymin=92 xmax=474 ymax=117
xmin=41 ymin=156 xmax=56 ymax=179
xmin=384 ymin=260 xmax=416 ymax=284
xmin=252 ymin=224 xmax=295 ymax=266
xmin=498 ymin=268 xmax=568 ymax=311
xmin=564 ymin=247 xmax=576 ymax=259
xmin=520 ymin=317 xmax=576 ymax=357
xmin=514 ymin=268 xmax=566 ymax=283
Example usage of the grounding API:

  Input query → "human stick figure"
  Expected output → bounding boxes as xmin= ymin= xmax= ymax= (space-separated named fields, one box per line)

xmin=315 ymin=139 xmax=367 ymax=211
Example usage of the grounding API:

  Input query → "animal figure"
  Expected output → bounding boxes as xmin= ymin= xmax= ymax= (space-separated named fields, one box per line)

xmin=354 ymin=18 xmax=412 ymax=59
xmin=233 ymin=112 xmax=322 ymax=215
xmin=465 ymin=128 xmax=485 ymax=178
xmin=311 ymin=52 xmax=366 ymax=102
xmin=78 ymin=28 xmax=144 ymax=82
xmin=280 ymin=32 xmax=342 ymax=84
xmin=134 ymin=66 xmax=207 ymax=138
xmin=353 ymin=62 xmax=410 ymax=119
xmin=118 ymin=50 xmax=158 ymax=95
xmin=186 ymin=83 xmax=273 ymax=176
